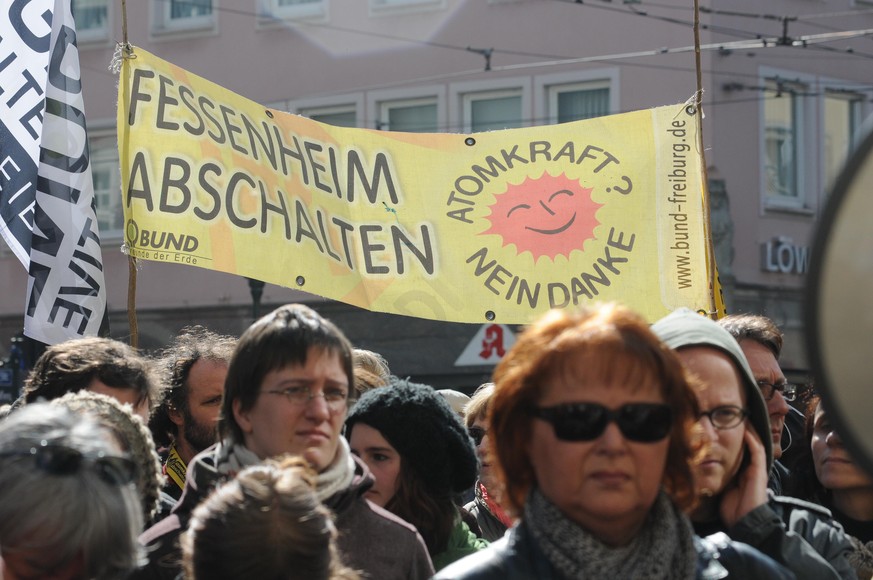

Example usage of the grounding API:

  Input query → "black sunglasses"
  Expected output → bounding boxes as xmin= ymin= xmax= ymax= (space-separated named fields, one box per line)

xmin=468 ymin=426 xmax=486 ymax=446
xmin=0 ymin=442 xmax=136 ymax=486
xmin=531 ymin=402 xmax=673 ymax=443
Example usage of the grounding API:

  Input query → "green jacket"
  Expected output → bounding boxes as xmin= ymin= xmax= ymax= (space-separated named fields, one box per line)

xmin=432 ymin=518 xmax=489 ymax=571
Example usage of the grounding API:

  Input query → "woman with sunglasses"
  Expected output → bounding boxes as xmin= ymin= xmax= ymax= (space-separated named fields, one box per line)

xmin=0 ymin=402 xmax=144 ymax=579
xmin=653 ymin=308 xmax=856 ymax=580
xmin=463 ymin=383 xmax=513 ymax=542
xmin=438 ymin=303 xmax=791 ymax=579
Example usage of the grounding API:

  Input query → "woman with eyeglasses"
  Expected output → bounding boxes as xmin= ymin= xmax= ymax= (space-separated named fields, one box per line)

xmin=346 ymin=377 xmax=489 ymax=571
xmin=463 ymin=382 xmax=513 ymax=542
xmin=653 ymin=308 xmax=856 ymax=580
xmin=0 ymin=403 xmax=144 ymax=580
xmin=438 ymin=303 xmax=792 ymax=579
xmin=792 ymin=393 xmax=873 ymax=579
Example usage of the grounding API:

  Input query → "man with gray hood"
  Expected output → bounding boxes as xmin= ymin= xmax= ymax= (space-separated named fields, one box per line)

xmin=652 ymin=308 xmax=856 ymax=580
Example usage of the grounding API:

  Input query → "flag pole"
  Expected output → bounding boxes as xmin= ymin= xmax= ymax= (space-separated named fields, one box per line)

xmin=120 ymin=0 xmax=139 ymax=347
xmin=692 ymin=0 xmax=719 ymax=320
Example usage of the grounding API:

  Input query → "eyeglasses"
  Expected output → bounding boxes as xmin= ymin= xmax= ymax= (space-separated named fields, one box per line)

xmin=468 ymin=426 xmax=486 ymax=446
xmin=264 ymin=385 xmax=349 ymax=411
xmin=698 ymin=405 xmax=748 ymax=430
xmin=0 ymin=441 xmax=136 ymax=485
xmin=531 ymin=403 xmax=673 ymax=443
xmin=757 ymin=380 xmax=798 ymax=402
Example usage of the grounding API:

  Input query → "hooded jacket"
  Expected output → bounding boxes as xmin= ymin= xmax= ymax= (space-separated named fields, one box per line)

xmin=651 ymin=307 xmax=773 ymax=469
xmin=652 ymin=308 xmax=856 ymax=580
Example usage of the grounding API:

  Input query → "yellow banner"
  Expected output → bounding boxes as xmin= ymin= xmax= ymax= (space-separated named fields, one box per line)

xmin=118 ymin=47 xmax=714 ymax=324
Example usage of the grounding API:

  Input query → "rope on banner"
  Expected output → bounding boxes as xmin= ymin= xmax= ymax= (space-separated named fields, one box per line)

xmin=121 ymin=0 xmax=128 ymax=45
xmin=116 ymin=0 xmax=139 ymax=347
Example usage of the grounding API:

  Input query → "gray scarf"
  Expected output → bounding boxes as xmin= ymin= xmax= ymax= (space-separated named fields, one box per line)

xmin=526 ymin=488 xmax=697 ymax=580
xmin=314 ymin=437 xmax=355 ymax=503
xmin=214 ymin=439 xmax=261 ymax=477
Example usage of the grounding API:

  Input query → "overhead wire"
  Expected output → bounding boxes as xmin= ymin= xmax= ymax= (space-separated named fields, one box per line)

xmin=550 ymin=0 xmax=873 ymax=56
xmin=113 ymin=1 xmax=873 ymax=111
xmin=151 ymin=0 xmax=873 ymax=64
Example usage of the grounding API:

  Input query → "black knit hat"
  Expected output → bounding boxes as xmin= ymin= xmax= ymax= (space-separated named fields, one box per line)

xmin=346 ymin=377 xmax=478 ymax=497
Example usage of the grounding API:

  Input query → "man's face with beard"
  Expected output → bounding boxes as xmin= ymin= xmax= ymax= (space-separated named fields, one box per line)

xmin=172 ymin=359 xmax=227 ymax=463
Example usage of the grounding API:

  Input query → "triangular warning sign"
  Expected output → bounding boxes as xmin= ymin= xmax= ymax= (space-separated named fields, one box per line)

xmin=454 ymin=324 xmax=516 ymax=367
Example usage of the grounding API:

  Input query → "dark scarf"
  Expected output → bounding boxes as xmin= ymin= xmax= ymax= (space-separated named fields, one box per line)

xmin=525 ymin=488 xmax=697 ymax=580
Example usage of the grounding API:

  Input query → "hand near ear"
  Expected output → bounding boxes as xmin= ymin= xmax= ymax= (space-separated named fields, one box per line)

xmin=719 ymin=425 xmax=769 ymax=528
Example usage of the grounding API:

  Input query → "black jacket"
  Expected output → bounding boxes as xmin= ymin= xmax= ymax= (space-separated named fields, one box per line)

xmin=719 ymin=494 xmax=857 ymax=580
xmin=435 ymin=519 xmax=796 ymax=580
xmin=464 ymin=483 xmax=510 ymax=542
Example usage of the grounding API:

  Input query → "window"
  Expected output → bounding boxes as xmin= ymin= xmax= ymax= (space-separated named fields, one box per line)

xmin=153 ymin=0 xmax=215 ymax=34
xmin=371 ymin=0 xmax=444 ymax=15
xmin=259 ymin=0 xmax=325 ymax=21
xmin=549 ymin=82 xmax=610 ymax=124
xmin=378 ymin=99 xmax=437 ymax=132
xmin=300 ymin=105 xmax=357 ymax=128
xmin=89 ymin=134 xmax=123 ymax=237
xmin=823 ymin=91 xmax=863 ymax=191
xmin=534 ymin=71 xmax=618 ymax=127
xmin=464 ymin=90 xmax=522 ymax=133
xmin=72 ymin=0 xmax=109 ymax=43
xmin=763 ymin=78 xmax=806 ymax=206
xmin=169 ymin=0 xmax=212 ymax=20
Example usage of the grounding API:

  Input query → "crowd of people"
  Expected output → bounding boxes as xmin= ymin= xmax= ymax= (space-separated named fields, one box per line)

xmin=0 ymin=301 xmax=871 ymax=579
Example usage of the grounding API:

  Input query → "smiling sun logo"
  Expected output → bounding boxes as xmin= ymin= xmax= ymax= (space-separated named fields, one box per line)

xmin=483 ymin=172 xmax=602 ymax=260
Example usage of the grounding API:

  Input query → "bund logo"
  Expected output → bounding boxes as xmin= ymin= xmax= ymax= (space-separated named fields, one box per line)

xmin=126 ymin=219 xmax=139 ymax=246
xmin=122 ymin=219 xmax=201 ymax=264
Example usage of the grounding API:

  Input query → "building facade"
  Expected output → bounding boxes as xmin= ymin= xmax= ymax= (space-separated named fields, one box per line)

xmin=2 ymin=0 xmax=871 ymax=390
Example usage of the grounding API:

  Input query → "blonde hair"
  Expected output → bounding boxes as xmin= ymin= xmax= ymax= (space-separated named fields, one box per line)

xmin=352 ymin=349 xmax=391 ymax=395
xmin=464 ymin=383 xmax=495 ymax=428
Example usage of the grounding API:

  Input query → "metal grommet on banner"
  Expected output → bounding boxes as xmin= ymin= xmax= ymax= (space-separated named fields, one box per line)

xmin=464 ymin=137 xmax=476 ymax=147
xmin=485 ymin=310 xmax=495 ymax=321
xmin=295 ymin=276 xmax=305 ymax=286
xmin=266 ymin=110 xmax=274 ymax=119
xmin=685 ymin=104 xmax=697 ymax=116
